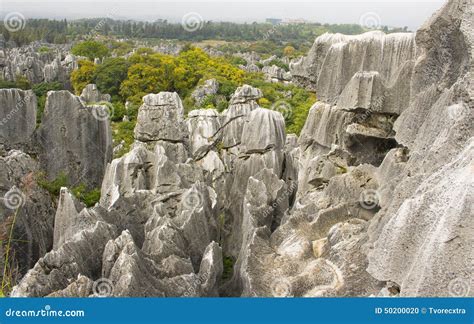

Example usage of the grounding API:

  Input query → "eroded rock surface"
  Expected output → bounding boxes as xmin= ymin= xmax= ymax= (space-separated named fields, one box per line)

xmin=8 ymin=0 xmax=473 ymax=298
xmin=38 ymin=90 xmax=112 ymax=188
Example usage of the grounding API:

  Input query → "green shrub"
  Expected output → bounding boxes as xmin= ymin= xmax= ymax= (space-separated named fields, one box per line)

xmin=36 ymin=172 xmax=68 ymax=197
xmin=112 ymin=120 xmax=135 ymax=158
xmin=36 ymin=172 xmax=100 ymax=207
xmin=222 ymin=256 xmax=234 ymax=281
xmin=38 ymin=46 xmax=50 ymax=53
xmin=0 ymin=75 xmax=31 ymax=90
xmin=71 ymin=184 xmax=101 ymax=207
xmin=71 ymin=40 xmax=110 ymax=60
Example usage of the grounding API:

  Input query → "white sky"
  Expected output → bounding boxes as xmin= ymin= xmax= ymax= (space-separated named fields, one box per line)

xmin=0 ymin=0 xmax=446 ymax=30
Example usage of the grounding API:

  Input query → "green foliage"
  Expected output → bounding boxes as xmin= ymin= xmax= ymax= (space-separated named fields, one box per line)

xmin=0 ymin=75 xmax=31 ymax=90
xmin=0 ymin=18 xmax=410 ymax=48
xmin=71 ymin=184 xmax=101 ymax=207
xmin=14 ymin=76 xmax=31 ymax=90
xmin=71 ymin=40 xmax=110 ymax=60
xmin=31 ymin=82 xmax=63 ymax=124
xmin=283 ymin=45 xmax=296 ymax=58
xmin=112 ymin=121 xmax=136 ymax=158
xmin=94 ymin=57 xmax=130 ymax=101
xmin=36 ymin=172 xmax=68 ymax=197
xmin=70 ymin=60 xmax=96 ymax=94
xmin=222 ymin=256 xmax=234 ymax=281
xmin=245 ymin=75 xmax=316 ymax=135
xmin=110 ymin=101 xmax=127 ymax=122
xmin=120 ymin=55 xmax=177 ymax=103
xmin=110 ymin=40 xmax=134 ymax=56
xmin=38 ymin=46 xmax=51 ymax=53
xmin=0 ymin=19 xmax=68 ymax=46
xmin=119 ymin=47 xmax=244 ymax=104
xmin=36 ymin=172 xmax=100 ymax=206
xmin=0 ymin=79 xmax=18 ymax=89
xmin=228 ymin=56 xmax=247 ymax=67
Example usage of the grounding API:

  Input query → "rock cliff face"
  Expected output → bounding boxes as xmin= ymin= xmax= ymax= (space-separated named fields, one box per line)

xmin=0 ymin=89 xmax=37 ymax=148
xmin=6 ymin=0 xmax=473 ymax=297
xmin=38 ymin=90 xmax=112 ymax=188
xmin=0 ymin=86 xmax=113 ymax=290
xmin=288 ymin=0 xmax=473 ymax=297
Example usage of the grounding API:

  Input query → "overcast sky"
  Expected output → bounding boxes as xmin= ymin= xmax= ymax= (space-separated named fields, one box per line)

xmin=1 ymin=0 xmax=445 ymax=30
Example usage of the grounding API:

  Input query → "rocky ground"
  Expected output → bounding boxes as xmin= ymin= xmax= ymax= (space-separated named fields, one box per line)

xmin=0 ymin=0 xmax=472 ymax=297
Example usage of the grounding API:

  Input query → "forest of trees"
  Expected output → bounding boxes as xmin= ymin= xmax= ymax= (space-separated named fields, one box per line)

xmin=0 ymin=18 xmax=409 ymax=47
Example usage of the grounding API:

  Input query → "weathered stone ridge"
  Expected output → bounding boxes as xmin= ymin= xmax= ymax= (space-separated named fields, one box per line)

xmin=6 ymin=0 xmax=473 ymax=298
xmin=38 ymin=90 xmax=112 ymax=188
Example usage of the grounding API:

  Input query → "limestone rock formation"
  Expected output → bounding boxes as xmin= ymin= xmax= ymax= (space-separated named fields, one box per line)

xmin=0 ymin=43 xmax=77 ymax=87
xmin=285 ymin=0 xmax=472 ymax=297
xmin=0 ymin=150 xmax=56 ymax=279
xmin=134 ymin=92 xmax=187 ymax=143
xmin=262 ymin=65 xmax=291 ymax=83
xmin=80 ymin=84 xmax=111 ymax=103
xmin=0 ymin=89 xmax=37 ymax=148
xmin=38 ymin=90 xmax=112 ymax=188
xmin=191 ymin=79 xmax=219 ymax=106
xmin=7 ymin=0 xmax=473 ymax=298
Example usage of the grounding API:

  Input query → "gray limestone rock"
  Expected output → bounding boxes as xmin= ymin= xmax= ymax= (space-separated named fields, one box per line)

xmin=191 ymin=79 xmax=219 ymax=106
xmin=38 ymin=90 xmax=112 ymax=188
xmin=134 ymin=92 xmax=188 ymax=143
xmin=8 ymin=0 xmax=473 ymax=298
xmin=0 ymin=89 xmax=37 ymax=147
xmin=80 ymin=84 xmax=111 ymax=103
